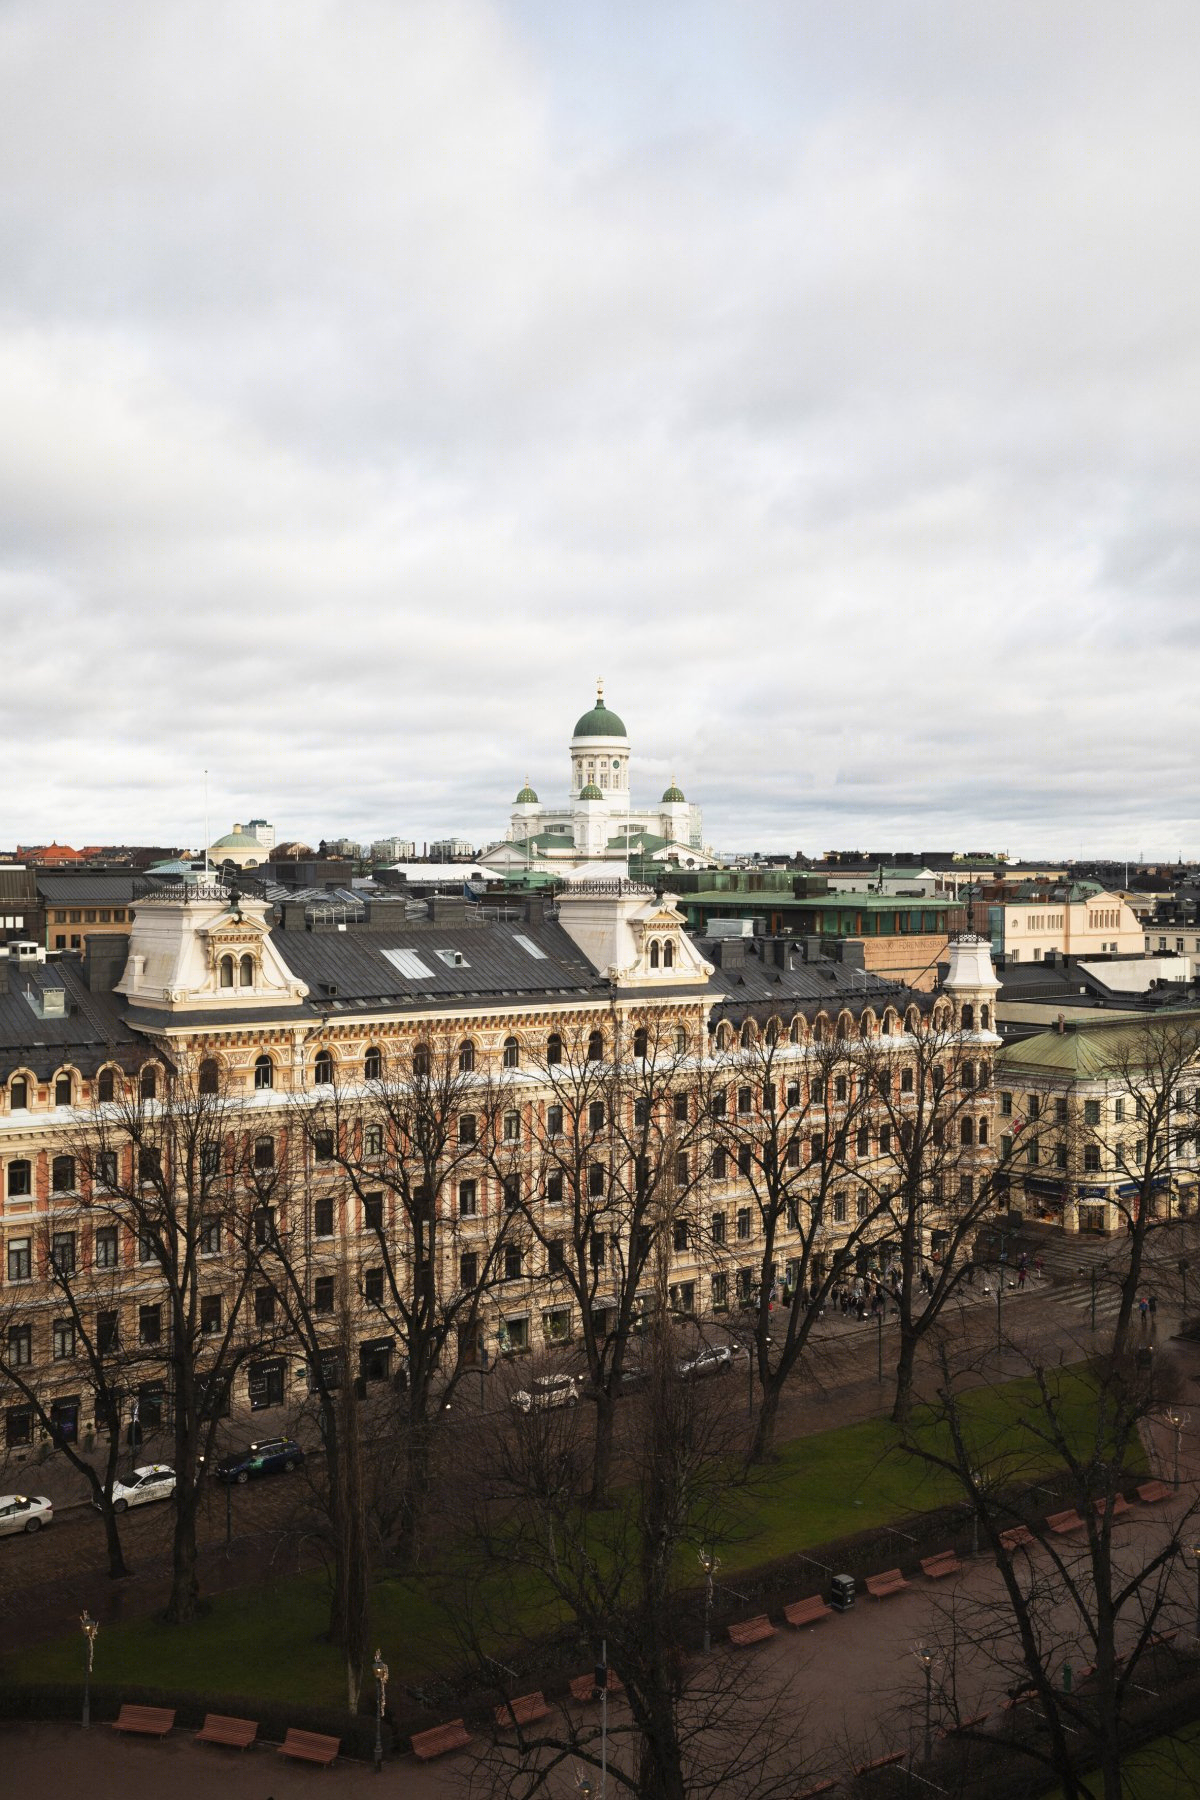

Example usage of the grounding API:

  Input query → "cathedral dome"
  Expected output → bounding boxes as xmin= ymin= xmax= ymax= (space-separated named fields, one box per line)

xmin=661 ymin=782 xmax=686 ymax=803
xmin=515 ymin=781 xmax=539 ymax=804
xmin=573 ymin=689 xmax=627 ymax=737
xmin=578 ymin=782 xmax=603 ymax=800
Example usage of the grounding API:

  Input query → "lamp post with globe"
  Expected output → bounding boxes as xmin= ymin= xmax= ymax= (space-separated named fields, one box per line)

xmin=372 ymin=1647 xmax=388 ymax=1773
xmin=80 ymin=1611 xmax=99 ymax=1728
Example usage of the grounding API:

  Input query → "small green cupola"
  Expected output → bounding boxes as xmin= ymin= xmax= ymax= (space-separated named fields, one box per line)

xmin=661 ymin=780 xmax=686 ymax=804
xmin=579 ymin=782 xmax=603 ymax=800
xmin=515 ymin=778 xmax=539 ymax=804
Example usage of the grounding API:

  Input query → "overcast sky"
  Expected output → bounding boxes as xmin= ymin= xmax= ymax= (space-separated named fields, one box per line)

xmin=2 ymin=2 xmax=1197 ymax=860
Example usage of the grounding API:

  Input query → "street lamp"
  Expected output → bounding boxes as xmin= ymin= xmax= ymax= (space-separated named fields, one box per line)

xmin=913 ymin=1644 xmax=936 ymax=1763
xmin=1165 ymin=1411 xmax=1189 ymax=1488
xmin=969 ymin=1468 xmax=982 ymax=1559
xmin=372 ymin=1647 xmax=388 ymax=1773
xmin=699 ymin=1549 xmax=721 ymax=1653
xmin=1192 ymin=1546 xmax=1200 ymax=1642
xmin=79 ymin=1610 xmax=99 ymax=1728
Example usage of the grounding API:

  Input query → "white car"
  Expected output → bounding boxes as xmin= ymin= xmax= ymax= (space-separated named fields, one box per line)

xmin=510 ymin=1374 xmax=581 ymax=1413
xmin=0 ymin=1493 xmax=52 ymax=1537
xmin=108 ymin=1464 xmax=177 ymax=1513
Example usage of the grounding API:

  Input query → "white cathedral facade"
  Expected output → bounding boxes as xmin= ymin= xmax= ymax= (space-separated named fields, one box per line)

xmin=481 ymin=685 xmax=713 ymax=876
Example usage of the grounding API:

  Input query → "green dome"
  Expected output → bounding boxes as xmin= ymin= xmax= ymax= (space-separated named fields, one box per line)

xmin=573 ymin=691 xmax=627 ymax=737
xmin=662 ymin=783 xmax=686 ymax=803
xmin=578 ymin=782 xmax=604 ymax=800
xmin=211 ymin=828 xmax=262 ymax=850
xmin=515 ymin=781 xmax=539 ymax=804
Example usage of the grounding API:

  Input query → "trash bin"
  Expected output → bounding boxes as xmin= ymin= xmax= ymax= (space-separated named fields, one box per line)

xmin=830 ymin=1574 xmax=856 ymax=1612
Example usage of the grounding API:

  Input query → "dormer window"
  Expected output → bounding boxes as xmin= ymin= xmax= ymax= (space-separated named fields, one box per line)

xmin=140 ymin=1065 xmax=158 ymax=1102
xmin=663 ymin=941 xmax=674 ymax=970
xmin=240 ymin=954 xmax=254 ymax=988
xmin=364 ymin=1045 xmax=382 ymax=1081
xmin=254 ymin=1055 xmax=274 ymax=1091
xmin=55 ymin=1073 xmax=73 ymax=1107
xmin=219 ymin=955 xmax=234 ymax=989
xmin=314 ymin=1049 xmax=334 ymax=1086
xmin=10 ymin=1078 xmax=27 ymax=1111
xmin=649 ymin=941 xmax=660 ymax=969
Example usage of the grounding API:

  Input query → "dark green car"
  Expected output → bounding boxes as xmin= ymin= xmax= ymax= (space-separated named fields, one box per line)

xmin=215 ymin=1437 xmax=305 ymax=1484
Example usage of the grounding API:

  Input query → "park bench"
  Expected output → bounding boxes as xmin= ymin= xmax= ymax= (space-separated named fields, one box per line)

xmin=1046 ymin=1509 xmax=1084 ymax=1535
xmin=795 ymin=1780 xmax=838 ymax=1798
xmin=854 ymin=1750 xmax=904 ymax=1775
xmin=1093 ymin=1494 xmax=1130 ymax=1520
xmin=111 ymin=1704 xmax=175 ymax=1738
xmin=278 ymin=1727 xmax=339 ymax=1765
xmin=1001 ymin=1685 xmax=1038 ymax=1714
xmin=941 ymin=1711 xmax=989 ymax=1737
xmin=570 ymin=1669 xmax=623 ymax=1703
xmin=1137 ymin=1479 xmax=1173 ymax=1504
xmin=921 ymin=1549 xmax=962 ymax=1579
xmin=783 ymin=1594 xmax=833 ymax=1628
xmin=411 ymin=1719 xmax=473 ymax=1760
xmin=1147 ymin=1628 xmax=1179 ymax=1650
xmin=195 ymin=1713 xmax=258 ymax=1750
xmin=997 ymin=1525 xmax=1035 ymax=1553
xmin=727 ymin=1615 xmax=777 ymax=1646
xmin=495 ymin=1692 xmax=550 ymax=1730
xmin=864 ymin=1568 xmax=909 ymax=1600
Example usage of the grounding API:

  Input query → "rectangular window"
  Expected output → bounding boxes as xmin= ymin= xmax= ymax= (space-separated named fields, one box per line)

xmin=314 ymin=1196 xmax=334 ymax=1237
xmin=138 ymin=1304 xmax=161 ymax=1345
xmin=736 ymin=1207 xmax=751 ymax=1240
xmin=313 ymin=1277 xmax=334 ymax=1315
xmin=503 ymin=1243 xmax=522 ymax=1281
xmin=900 ymin=1068 xmax=914 ymax=1094
xmin=201 ymin=1293 xmax=223 ymax=1334
xmin=711 ymin=1210 xmax=726 ymax=1244
xmin=588 ymin=1101 xmax=605 ymax=1133
xmin=675 ymin=1150 xmax=689 ymax=1184
xmin=786 ymin=1082 xmax=800 ymax=1109
xmin=97 ymin=1310 xmax=119 ymax=1354
xmin=1084 ymin=1100 xmax=1101 ymax=1127
xmin=1055 ymin=1097 xmax=1068 ymax=1122
xmin=504 ymin=1111 xmax=520 ymax=1142
xmin=588 ymin=1163 xmax=605 ymax=1198
xmin=810 ymin=1077 xmax=825 ymax=1104
xmin=138 ymin=1146 xmax=160 ymax=1184
xmin=1000 ymin=1134 xmax=1013 ymax=1160
xmin=545 ymin=1170 xmax=564 ymax=1205
xmin=7 ymin=1160 xmax=31 ymax=1197
xmin=736 ymin=1267 xmax=753 ymax=1304
xmin=94 ymin=1225 xmax=118 ymax=1269
xmin=364 ymin=1124 xmax=384 ymax=1156
xmin=95 ymin=1150 xmax=117 ymax=1190
xmin=458 ymin=1179 xmax=477 ymax=1218
xmin=762 ymin=1082 xmax=775 ymax=1112
xmin=856 ymin=1192 xmax=869 ymax=1223
xmin=1083 ymin=1144 xmax=1101 ymax=1172
xmin=835 ymin=1075 xmax=848 ymax=1102
xmin=711 ymin=1271 xmax=728 ymax=1310
xmin=590 ymin=1231 xmax=606 ymax=1269
xmin=878 ymin=1124 xmax=892 ymax=1153
xmin=548 ymin=1238 xmax=564 ymax=1274
xmin=831 ymin=1192 xmax=847 ymax=1224
xmin=811 ymin=1131 xmax=824 ymax=1159
xmin=7 ymin=1323 xmax=31 ymax=1365
xmin=458 ymin=1113 xmax=476 ymax=1146
xmin=253 ymin=1208 xmax=275 ymax=1247
xmin=254 ymin=1286 xmax=275 ymax=1327
xmin=1056 ymin=1144 xmax=1068 ymax=1169
xmin=1027 ymin=1094 xmax=1040 ymax=1121
xmin=738 ymin=1086 xmax=752 ymax=1114
xmin=363 ymin=1192 xmax=383 ymax=1230
xmin=7 ymin=1237 xmax=31 ymax=1282
xmin=51 ymin=1232 xmax=75 ymax=1275
xmin=710 ymin=1091 xmax=727 ymax=1119
xmin=712 ymin=1147 xmax=727 ymax=1180
xmin=52 ymin=1319 xmax=75 ymax=1360
xmin=673 ymin=1219 xmax=688 ymax=1253
xmin=1026 ymin=1139 xmax=1039 ymax=1166
xmin=504 ymin=1174 xmax=521 ymax=1211
xmin=737 ymin=1144 xmax=753 ymax=1177
xmin=459 ymin=1250 xmax=478 ymax=1289
xmin=547 ymin=1104 xmax=563 ymax=1136
xmin=138 ymin=1230 xmax=156 ymax=1263
xmin=674 ymin=1092 xmax=689 ymax=1123
xmin=364 ymin=1266 xmax=384 ymax=1304
xmin=313 ymin=1130 xmax=334 ymax=1162
xmin=254 ymin=1135 xmax=274 ymax=1169
xmin=856 ymin=1127 xmax=870 ymax=1157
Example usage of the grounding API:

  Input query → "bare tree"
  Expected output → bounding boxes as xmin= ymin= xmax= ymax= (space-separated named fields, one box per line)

xmin=292 ymin=1031 xmax=514 ymax=1565
xmin=71 ymin=1052 xmax=263 ymax=1623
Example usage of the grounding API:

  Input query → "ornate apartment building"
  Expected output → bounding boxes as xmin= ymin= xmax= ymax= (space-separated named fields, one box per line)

xmin=0 ymin=880 xmax=1001 ymax=1451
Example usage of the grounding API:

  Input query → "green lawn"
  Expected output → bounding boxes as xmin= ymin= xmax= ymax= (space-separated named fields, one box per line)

xmin=13 ymin=1365 xmax=1144 ymax=1711
xmin=1040 ymin=1721 xmax=1200 ymax=1799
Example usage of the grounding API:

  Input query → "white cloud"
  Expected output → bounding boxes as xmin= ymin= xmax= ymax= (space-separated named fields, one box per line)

xmin=0 ymin=0 xmax=1197 ymax=857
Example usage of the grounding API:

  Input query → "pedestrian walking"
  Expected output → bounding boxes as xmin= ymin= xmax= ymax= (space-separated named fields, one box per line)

xmin=1139 ymin=1295 xmax=1149 ymax=1326
xmin=1017 ymin=1266 xmax=1026 ymax=1289
xmin=1149 ymin=1292 xmax=1158 ymax=1324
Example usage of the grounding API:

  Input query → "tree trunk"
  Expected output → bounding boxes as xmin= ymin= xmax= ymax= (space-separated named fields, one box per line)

xmin=749 ymin=1377 xmax=782 ymax=1463
xmin=590 ymin=1391 xmax=616 ymax=1505
xmin=164 ymin=1486 xmax=201 ymax=1623
xmin=101 ymin=1502 xmax=130 ymax=1580
xmin=891 ymin=1330 xmax=917 ymax=1426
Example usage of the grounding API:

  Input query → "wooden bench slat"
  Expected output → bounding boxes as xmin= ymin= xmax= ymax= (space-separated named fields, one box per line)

xmin=195 ymin=1712 xmax=257 ymax=1748
xmin=921 ymin=1550 xmax=963 ymax=1578
xmin=1047 ymin=1509 xmax=1085 ymax=1535
xmin=854 ymin=1750 xmax=904 ymax=1774
xmin=865 ymin=1568 xmax=909 ymax=1599
xmin=411 ymin=1719 xmax=473 ymax=1760
xmin=112 ymin=1705 xmax=175 ymax=1738
xmin=998 ymin=1525 xmax=1035 ymax=1552
xmin=1137 ymin=1479 xmax=1173 ymax=1504
xmin=278 ymin=1727 xmax=339 ymax=1765
xmin=783 ymin=1595 xmax=833 ymax=1628
xmin=495 ymin=1692 xmax=550 ymax=1730
xmin=727 ymin=1615 xmax=776 ymax=1645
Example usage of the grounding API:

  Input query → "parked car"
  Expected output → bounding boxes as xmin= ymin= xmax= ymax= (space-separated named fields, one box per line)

xmin=105 ymin=1465 xmax=176 ymax=1513
xmin=586 ymin=1366 xmax=649 ymax=1399
xmin=676 ymin=1344 xmax=733 ymax=1380
xmin=214 ymin=1438 xmax=305 ymax=1484
xmin=0 ymin=1493 xmax=52 ymax=1536
xmin=510 ymin=1374 xmax=581 ymax=1413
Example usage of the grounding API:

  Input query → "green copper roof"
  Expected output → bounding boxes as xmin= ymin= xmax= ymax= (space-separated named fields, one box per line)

xmin=662 ymin=783 xmax=686 ymax=803
xmin=515 ymin=782 xmax=539 ymax=804
xmin=998 ymin=1011 xmax=1200 ymax=1079
xmin=573 ymin=691 xmax=627 ymax=737
xmin=211 ymin=829 xmax=263 ymax=850
xmin=578 ymin=782 xmax=604 ymax=800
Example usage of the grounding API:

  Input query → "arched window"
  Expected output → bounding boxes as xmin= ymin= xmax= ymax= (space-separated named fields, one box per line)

xmin=674 ymin=1025 xmax=688 ymax=1054
xmin=254 ymin=1055 xmax=274 ymax=1091
xmin=978 ymin=1118 xmax=989 ymax=1145
xmin=790 ymin=1015 xmax=804 ymax=1044
xmin=54 ymin=1073 xmax=72 ymax=1107
xmin=412 ymin=1043 xmax=430 ymax=1077
xmin=364 ymin=1124 xmax=383 ymax=1157
xmin=547 ymin=1033 xmax=563 ymax=1067
xmin=314 ymin=1049 xmax=334 ymax=1086
xmin=458 ymin=1040 xmax=476 ymax=1073
xmin=740 ymin=1020 xmax=756 ymax=1049
xmin=502 ymin=1036 xmax=520 ymax=1069
xmin=52 ymin=1154 xmax=75 ymax=1193
xmin=218 ymin=955 xmax=234 ymax=989
xmin=765 ymin=1017 xmax=780 ymax=1046
xmin=7 ymin=1159 xmax=31 ymax=1197
xmin=714 ymin=1021 xmax=732 ymax=1052
xmin=980 ymin=1004 xmax=991 ymax=1031
xmin=239 ymin=954 xmax=254 ymax=988
xmin=587 ymin=1030 xmax=604 ymax=1062
xmin=960 ymin=1118 xmax=974 ymax=1146
xmin=961 ymin=1003 xmax=975 ymax=1031
xmin=859 ymin=1012 xmax=874 ymax=1039
xmin=364 ymin=1045 xmax=382 ymax=1081
xmin=198 ymin=1058 xmax=219 ymax=1096
xmin=633 ymin=1026 xmax=649 ymax=1060
xmin=649 ymin=940 xmax=660 ymax=969
xmin=97 ymin=1068 xmax=115 ymax=1104
xmin=663 ymin=940 xmax=674 ymax=969
xmin=140 ymin=1065 xmax=158 ymax=1102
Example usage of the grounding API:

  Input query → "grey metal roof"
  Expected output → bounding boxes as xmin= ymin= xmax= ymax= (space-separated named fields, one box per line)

xmin=269 ymin=914 xmax=609 ymax=1012
xmin=0 ymin=959 xmax=147 ymax=1078
xmin=34 ymin=873 xmax=139 ymax=904
xmin=700 ymin=937 xmax=926 ymax=1025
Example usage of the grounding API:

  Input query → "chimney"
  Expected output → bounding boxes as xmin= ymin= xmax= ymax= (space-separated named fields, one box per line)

xmin=711 ymin=939 xmax=745 ymax=971
xmin=429 ymin=894 xmax=467 ymax=926
xmin=83 ymin=934 xmax=128 ymax=993
xmin=1056 ymin=1013 xmax=1065 ymax=1034
xmin=523 ymin=895 xmax=548 ymax=926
